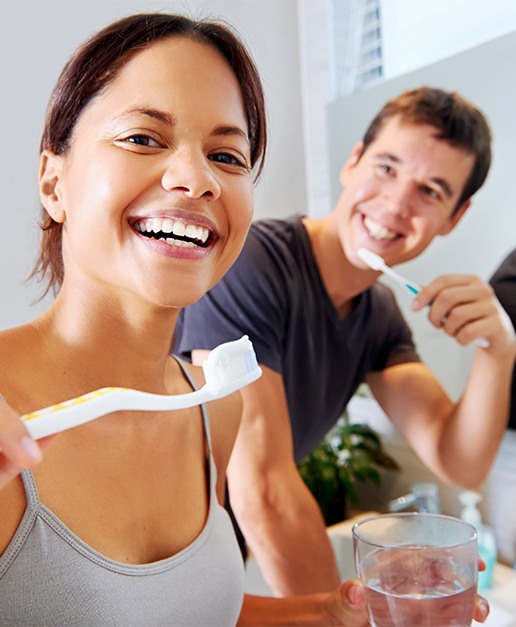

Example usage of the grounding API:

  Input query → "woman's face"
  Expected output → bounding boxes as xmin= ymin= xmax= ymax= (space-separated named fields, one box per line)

xmin=40 ymin=36 xmax=254 ymax=308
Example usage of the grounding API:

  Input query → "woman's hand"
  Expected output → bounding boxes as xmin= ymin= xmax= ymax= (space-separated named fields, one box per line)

xmin=0 ymin=399 xmax=49 ymax=490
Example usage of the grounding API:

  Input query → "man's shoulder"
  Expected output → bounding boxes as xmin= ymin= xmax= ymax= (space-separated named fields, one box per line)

xmin=235 ymin=215 xmax=310 ymax=276
xmin=248 ymin=215 xmax=306 ymax=247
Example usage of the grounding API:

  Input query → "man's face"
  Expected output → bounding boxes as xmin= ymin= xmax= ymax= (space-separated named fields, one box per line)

xmin=333 ymin=116 xmax=476 ymax=268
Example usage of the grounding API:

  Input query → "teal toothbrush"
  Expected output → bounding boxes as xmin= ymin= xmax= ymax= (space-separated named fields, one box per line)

xmin=357 ymin=247 xmax=490 ymax=348
xmin=357 ymin=247 xmax=421 ymax=295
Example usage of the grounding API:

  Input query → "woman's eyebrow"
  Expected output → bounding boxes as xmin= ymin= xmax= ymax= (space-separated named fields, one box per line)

xmin=117 ymin=107 xmax=176 ymax=126
xmin=111 ymin=109 xmax=249 ymax=144
xmin=212 ymin=124 xmax=250 ymax=145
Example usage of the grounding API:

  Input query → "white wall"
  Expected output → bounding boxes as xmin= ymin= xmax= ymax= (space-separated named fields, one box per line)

xmin=0 ymin=0 xmax=306 ymax=329
xmin=381 ymin=0 xmax=516 ymax=79
xmin=327 ymin=30 xmax=516 ymax=399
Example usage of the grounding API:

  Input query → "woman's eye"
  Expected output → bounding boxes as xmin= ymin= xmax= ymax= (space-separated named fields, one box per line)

xmin=210 ymin=152 xmax=247 ymax=168
xmin=120 ymin=134 xmax=161 ymax=148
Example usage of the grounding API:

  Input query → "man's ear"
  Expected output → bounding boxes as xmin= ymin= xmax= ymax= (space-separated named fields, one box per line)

xmin=439 ymin=199 xmax=472 ymax=236
xmin=339 ymin=141 xmax=364 ymax=186
xmin=39 ymin=150 xmax=66 ymax=223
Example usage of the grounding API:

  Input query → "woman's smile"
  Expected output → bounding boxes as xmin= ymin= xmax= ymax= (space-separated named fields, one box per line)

xmin=131 ymin=213 xmax=218 ymax=260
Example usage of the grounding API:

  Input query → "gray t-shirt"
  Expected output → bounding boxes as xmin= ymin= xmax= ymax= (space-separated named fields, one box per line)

xmin=489 ymin=248 xmax=516 ymax=430
xmin=174 ymin=215 xmax=420 ymax=461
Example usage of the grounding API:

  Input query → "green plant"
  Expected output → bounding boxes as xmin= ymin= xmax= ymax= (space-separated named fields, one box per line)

xmin=297 ymin=416 xmax=399 ymax=526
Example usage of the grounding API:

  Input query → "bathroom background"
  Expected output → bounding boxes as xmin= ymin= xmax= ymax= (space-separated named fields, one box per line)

xmin=1 ymin=0 xmax=516 ymax=563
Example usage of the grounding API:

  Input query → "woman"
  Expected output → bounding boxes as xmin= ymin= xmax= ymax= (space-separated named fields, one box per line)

xmin=0 ymin=13 xmax=488 ymax=626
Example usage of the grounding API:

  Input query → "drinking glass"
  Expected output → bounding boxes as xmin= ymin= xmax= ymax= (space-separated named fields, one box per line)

xmin=352 ymin=513 xmax=478 ymax=627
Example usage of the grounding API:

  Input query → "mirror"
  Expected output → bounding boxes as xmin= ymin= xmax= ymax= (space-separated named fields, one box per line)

xmin=327 ymin=30 xmax=516 ymax=398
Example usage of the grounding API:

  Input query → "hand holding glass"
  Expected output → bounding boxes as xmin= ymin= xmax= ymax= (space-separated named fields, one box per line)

xmin=352 ymin=513 xmax=478 ymax=627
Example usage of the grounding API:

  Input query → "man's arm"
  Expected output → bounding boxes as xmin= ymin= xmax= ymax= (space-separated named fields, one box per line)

xmin=368 ymin=274 xmax=516 ymax=487
xmin=227 ymin=365 xmax=341 ymax=596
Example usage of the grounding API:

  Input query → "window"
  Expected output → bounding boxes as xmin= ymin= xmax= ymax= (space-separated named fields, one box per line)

xmin=298 ymin=0 xmax=516 ymax=216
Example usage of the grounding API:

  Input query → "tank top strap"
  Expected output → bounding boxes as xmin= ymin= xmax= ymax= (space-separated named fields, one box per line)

xmin=20 ymin=468 xmax=41 ymax=508
xmin=0 ymin=469 xmax=40 ymax=578
xmin=171 ymin=357 xmax=216 ymax=487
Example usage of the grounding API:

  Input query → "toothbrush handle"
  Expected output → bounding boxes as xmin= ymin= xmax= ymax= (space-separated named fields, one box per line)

xmin=21 ymin=387 xmax=211 ymax=440
xmin=381 ymin=266 xmax=422 ymax=296
xmin=21 ymin=365 xmax=262 ymax=440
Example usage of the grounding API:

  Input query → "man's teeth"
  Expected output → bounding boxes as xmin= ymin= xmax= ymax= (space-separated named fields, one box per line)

xmin=135 ymin=218 xmax=210 ymax=245
xmin=364 ymin=217 xmax=397 ymax=241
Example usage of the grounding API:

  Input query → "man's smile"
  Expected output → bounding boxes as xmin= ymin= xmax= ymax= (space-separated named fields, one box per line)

xmin=363 ymin=216 xmax=399 ymax=241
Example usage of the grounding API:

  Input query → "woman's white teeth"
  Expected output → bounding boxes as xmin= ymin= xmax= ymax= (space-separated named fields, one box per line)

xmin=136 ymin=218 xmax=210 ymax=244
xmin=364 ymin=217 xmax=397 ymax=241
xmin=160 ymin=237 xmax=195 ymax=248
xmin=173 ymin=222 xmax=186 ymax=237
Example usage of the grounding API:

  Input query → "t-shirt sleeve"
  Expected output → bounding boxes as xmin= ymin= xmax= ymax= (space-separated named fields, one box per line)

xmin=490 ymin=249 xmax=516 ymax=326
xmin=369 ymin=285 xmax=421 ymax=371
xmin=173 ymin=230 xmax=289 ymax=373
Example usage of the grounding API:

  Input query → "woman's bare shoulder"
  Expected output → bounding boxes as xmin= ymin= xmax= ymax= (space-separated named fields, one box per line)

xmin=0 ymin=323 xmax=36 ymax=377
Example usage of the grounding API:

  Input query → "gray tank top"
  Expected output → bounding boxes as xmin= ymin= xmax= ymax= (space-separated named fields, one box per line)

xmin=0 ymin=361 xmax=245 ymax=626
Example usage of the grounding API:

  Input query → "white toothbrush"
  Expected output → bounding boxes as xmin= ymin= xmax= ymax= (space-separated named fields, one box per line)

xmin=21 ymin=335 xmax=262 ymax=440
xmin=357 ymin=247 xmax=421 ymax=296
xmin=357 ymin=248 xmax=490 ymax=348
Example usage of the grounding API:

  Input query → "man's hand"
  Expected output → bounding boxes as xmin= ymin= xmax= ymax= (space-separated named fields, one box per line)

xmin=412 ymin=274 xmax=515 ymax=355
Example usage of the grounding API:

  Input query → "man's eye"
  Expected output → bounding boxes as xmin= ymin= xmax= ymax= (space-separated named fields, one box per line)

xmin=378 ymin=164 xmax=393 ymax=175
xmin=421 ymin=186 xmax=440 ymax=200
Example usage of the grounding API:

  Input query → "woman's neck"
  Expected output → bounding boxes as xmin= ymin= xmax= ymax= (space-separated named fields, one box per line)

xmin=28 ymin=282 xmax=181 ymax=393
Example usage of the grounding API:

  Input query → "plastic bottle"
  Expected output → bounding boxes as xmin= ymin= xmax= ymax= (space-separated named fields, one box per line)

xmin=458 ymin=490 xmax=497 ymax=590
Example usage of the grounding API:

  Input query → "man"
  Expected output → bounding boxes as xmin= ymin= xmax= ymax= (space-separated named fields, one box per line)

xmin=489 ymin=248 xmax=516 ymax=430
xmin=174 ymin=88 xmax=516 ymax=596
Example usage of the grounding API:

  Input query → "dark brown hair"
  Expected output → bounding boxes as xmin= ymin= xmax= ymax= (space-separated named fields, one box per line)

xmin=359 ymin=86 xmax=492 ymax=214
xmin=32 ymin=13 xmax=267 ymax=294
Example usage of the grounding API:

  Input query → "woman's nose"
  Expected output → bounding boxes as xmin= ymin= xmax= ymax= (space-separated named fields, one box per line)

xmin=161 ymin=150 xmax=221 ymax=200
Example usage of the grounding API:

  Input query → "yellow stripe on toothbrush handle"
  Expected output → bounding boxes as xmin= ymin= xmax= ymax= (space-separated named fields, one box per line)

xmin=22 ymin=387 xmax=128 ymax=422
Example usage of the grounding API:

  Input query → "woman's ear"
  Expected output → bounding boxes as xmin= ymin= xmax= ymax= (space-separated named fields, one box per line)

xmin=39 ymin=150 xmax=66 ymax=223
